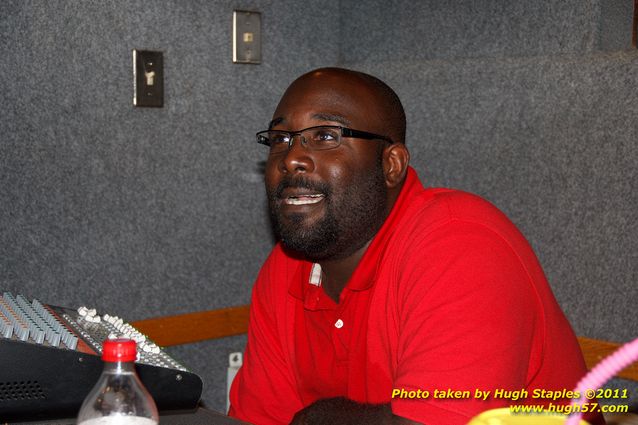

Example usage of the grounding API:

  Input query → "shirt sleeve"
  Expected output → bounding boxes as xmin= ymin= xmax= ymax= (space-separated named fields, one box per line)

xmin=389 ymin=219 xmax=545 ymax=424
xmin=229 ymin=247 xmax=304 ymax=425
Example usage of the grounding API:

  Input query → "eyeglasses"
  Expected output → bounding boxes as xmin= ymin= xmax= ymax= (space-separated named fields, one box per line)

xmin=256 ymin=125 xmax=394 ymax=154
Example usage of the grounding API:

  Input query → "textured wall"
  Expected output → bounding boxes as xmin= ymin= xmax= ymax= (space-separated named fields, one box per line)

xmin=340 ymin=0 xmax=599 ymax=62
xmin=2 ymin=0 xmax=636 ymax=414
xmin=0 ymin=0 xmax=339 ymax=411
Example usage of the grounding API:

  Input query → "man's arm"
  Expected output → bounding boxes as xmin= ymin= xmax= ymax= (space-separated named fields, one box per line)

xmin=290 ymin=398 xmax=421 ymax=425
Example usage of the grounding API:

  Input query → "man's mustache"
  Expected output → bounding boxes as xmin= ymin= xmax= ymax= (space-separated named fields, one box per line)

xmin=273 ymin=176 xmax=332 ymax=199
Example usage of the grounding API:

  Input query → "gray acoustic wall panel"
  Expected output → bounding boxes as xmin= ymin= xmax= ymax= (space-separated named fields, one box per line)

xmin=339 ymin=0 xmax=601 ymax=62
xmin=0 ymin=0 xmax=339 ymax=309
xmin=1 ymin=0 xmax=339 ymax=411
xmin=340 ymin=0 xmax=636 ymax=62
xmin=600 ymin=0 xmax=636 ymax=51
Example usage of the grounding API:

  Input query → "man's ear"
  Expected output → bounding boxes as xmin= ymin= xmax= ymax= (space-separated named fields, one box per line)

xmin=383 ymin=143 xmax=410 ymax=189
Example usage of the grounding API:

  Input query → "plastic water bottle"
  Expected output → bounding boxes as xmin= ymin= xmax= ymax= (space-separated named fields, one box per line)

xmin=77 ymin=338 xmax=159 ymax=425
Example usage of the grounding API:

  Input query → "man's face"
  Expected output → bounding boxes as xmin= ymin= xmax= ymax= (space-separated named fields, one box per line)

xmin=264 ymin=71 xmax=390 ymax=261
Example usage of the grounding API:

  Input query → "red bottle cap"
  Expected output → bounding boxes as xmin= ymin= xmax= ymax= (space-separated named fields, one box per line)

xmin=102 ymin=338 xmax=137 ymax=362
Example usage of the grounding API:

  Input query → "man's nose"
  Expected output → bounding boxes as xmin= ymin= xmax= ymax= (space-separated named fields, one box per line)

xmin=280 ymin=135 xmax=315 ymax=174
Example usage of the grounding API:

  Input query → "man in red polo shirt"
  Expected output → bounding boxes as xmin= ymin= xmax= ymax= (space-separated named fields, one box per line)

xmin=229 ymin=68 xmax=591 ymax=424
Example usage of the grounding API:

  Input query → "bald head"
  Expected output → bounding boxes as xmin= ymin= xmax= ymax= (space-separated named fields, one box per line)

xmin=277 ymin=67 xmax=406 ymax=145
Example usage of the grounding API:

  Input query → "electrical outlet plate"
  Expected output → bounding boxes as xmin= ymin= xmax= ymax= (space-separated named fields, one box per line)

xmin=133 ymin=50 xmax=164 ymax=107
xmin=233 ymin=10 xmax=261 ymax=64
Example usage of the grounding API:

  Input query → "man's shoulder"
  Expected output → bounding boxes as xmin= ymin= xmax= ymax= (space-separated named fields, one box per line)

xmin=403 ymin=168 xmax=501 ymax=219
xmin=405 ymin=186 xmax=514 ymax=233
xmin=390 ymin=184 xmax=537 ymax=269
xmin=393 ymin=186 xmax=539 ymax=282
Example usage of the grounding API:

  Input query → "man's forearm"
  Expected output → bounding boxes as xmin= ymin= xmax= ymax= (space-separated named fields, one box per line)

xmin=290 ymin=397 xmax=421 ymax=425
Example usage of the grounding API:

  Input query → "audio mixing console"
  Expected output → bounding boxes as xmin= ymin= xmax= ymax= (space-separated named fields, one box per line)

xmin=0 ymin=292 xmax=203 ymax=421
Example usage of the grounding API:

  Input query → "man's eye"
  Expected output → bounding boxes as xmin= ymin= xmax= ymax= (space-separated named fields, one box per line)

xmin=311 ymin=129 xmax=338 ymax=143
xmin=269 ymin=132 xmax=290 ymax=144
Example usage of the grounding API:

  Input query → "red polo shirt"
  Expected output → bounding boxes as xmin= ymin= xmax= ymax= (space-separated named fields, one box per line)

xmin=229 ymin=167 xmax=588 ymax=425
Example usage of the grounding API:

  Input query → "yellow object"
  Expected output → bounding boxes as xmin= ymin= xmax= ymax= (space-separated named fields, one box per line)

xmin=466 ymin=408 xmax=590 ymax=425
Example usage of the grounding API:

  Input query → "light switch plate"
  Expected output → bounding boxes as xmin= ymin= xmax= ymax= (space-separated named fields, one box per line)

xmin=133 ymin=50 xmax=164 ymax=107
xmin=233 ymin=10 xmax=261 ymax=64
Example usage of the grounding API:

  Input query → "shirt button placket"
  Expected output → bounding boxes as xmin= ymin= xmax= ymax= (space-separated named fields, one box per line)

xmin=332 ymin=317 xmax=348 ymax=362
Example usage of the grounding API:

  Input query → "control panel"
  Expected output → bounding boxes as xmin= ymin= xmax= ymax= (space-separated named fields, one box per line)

xmin=0 ymin=292 xmax=202 ymax=421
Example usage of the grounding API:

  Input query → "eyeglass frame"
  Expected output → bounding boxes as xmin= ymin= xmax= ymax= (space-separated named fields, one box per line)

xmin=256 ymin=125 xmax=394 ymax=153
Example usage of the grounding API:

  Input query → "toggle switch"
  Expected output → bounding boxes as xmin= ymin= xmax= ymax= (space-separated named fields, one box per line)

xmin=133 ymin=49 xmax=164 ymax=107
xmin=145 ymin=70 xmax=156 ymax=86
xmin=233 ymin=10 xmax=261 ymax=64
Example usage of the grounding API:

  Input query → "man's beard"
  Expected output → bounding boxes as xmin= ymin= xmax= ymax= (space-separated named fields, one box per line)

xmin=267 ymin=161 xmax=388 ymax=262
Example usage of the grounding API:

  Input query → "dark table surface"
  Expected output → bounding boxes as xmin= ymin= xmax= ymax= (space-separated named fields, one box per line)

xmin=3 ymin=407 xmax=249 ymax=425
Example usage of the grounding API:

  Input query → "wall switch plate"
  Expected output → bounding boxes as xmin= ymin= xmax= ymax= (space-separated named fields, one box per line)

xmin=233 ymin=10 xmax=261 ymax=64
xmin=133 ymin=50 xmax=164 ymax=107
